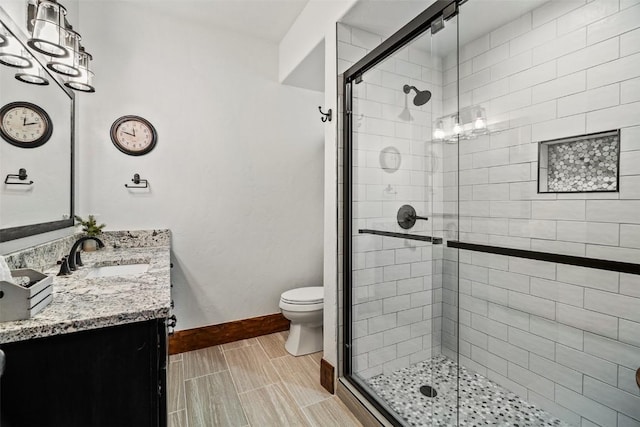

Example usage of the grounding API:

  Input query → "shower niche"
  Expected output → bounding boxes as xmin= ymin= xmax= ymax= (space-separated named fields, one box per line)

xmin=538 ymin=130 xmax=620 ymax=193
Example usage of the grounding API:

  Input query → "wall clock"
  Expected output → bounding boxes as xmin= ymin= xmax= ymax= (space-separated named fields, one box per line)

xmin=0 ymin=101 xmax=53 ymax=148
xmin=110 ymin=115 xmax=157 ymax=156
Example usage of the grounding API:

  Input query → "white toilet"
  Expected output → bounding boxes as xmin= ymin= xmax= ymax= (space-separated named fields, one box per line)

xmin=279 ymin=286 xmax=324 ymax=356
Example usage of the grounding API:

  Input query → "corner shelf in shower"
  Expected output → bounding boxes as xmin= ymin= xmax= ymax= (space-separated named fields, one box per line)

xmin=359 ymin=229 xmax=443 ymax=244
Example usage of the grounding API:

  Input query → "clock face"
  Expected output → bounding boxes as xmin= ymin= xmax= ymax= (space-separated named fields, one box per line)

xmin=110 ymin=115 xmax=157 ymax=156
xmin=0 ymin=102 xmax=53 ymax=148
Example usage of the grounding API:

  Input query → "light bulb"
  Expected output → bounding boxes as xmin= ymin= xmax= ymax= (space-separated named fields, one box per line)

xmin=474 ymin=110 xmax=486 ymax=130
xmin=433 ymin=120 xmax=444 ymax=140
xmin=453 ymin=121 xmax=462 ymax=135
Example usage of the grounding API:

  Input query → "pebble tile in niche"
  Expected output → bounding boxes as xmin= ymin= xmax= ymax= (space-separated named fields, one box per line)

xmin=540 ymin=130 xmax=619 ymax=193
xmin=365 ymin=355 xmax=570 ymax=427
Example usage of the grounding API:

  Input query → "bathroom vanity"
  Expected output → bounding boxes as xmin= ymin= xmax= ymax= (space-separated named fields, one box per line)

xmin=0 ymin=231 xmax=172 ymax=427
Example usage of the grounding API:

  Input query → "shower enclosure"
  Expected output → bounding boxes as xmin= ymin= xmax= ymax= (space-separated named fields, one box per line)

xmin=340 ymin=0 xmax=640 ymax=426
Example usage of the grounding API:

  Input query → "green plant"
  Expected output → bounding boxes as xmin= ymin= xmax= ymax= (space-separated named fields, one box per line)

xmin=74 ymin=215 xmax=106 ymax=237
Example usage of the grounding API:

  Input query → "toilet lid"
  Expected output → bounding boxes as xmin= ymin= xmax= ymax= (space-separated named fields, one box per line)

xmin=281 ymin=287 xmax=323 ymax=305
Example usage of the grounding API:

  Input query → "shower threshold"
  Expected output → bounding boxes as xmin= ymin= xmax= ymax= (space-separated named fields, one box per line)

xmin=365 ymin=355 xmax=570 ymax=427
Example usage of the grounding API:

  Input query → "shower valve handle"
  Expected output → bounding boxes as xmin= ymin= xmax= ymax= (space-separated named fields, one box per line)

xmin=397 ymin=205 xmax=428 ymax=230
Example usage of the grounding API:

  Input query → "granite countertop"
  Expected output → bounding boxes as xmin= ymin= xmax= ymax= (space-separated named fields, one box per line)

xmin=0 ymin=244 xmax=171 ymax=344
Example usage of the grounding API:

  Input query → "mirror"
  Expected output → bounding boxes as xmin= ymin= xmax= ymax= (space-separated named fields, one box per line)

xmin=0 ymin=7 xmax=73 ymax=242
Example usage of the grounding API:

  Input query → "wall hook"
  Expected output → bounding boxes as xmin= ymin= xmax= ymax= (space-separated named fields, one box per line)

xmin=318 ymin=106 xmax=332 ymax=122
xmin=4 ymin=168 xmax=34 ymax=185
xmin=125 ymin=173 xmax=148 ymax=189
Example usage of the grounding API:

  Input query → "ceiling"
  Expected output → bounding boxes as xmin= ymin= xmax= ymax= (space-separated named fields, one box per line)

xmin=150 ymin=0 xmax=310 ymax=43
xmin=341 ymin=0 xmax=548 ymax=56
xmin=340 ymin=0 xmax=431 ymax=39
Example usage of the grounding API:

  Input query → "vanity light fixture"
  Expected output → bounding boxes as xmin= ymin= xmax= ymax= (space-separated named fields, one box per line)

xmin=25 ymin=0 xmax=96 ymax=93
xmin=46 ymin=27 xmax=80 ymax=76
xmin=64 ymin=46 xmax=94 ymax=92
xmin=26 ymin=0 xmax=68 ymax=58
xmin=433 ymin=105 xmax=489 ymax=143
xmin=15 ymin=65 xmax=49 ymax=85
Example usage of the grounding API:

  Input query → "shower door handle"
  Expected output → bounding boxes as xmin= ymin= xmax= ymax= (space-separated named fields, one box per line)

xmin=636 ymin=368 xmax=639 ymax=389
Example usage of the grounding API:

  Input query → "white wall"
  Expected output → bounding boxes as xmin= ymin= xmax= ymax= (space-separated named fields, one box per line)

xmin=323 ymin=23 xmax=340 ymax=368
xmin=279 ymin=0 xmax=359 ymax=368
xmin=76 ymin=1 xmax=325 ymax=330
xmin=279 ymin=0 xmax=358 ymax=84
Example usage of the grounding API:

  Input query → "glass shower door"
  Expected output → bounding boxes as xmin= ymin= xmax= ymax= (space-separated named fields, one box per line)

xmin=344 ymin=8 xmax=459 ymax=425
xmin=449 ymin=1 xmax=640 ymax=426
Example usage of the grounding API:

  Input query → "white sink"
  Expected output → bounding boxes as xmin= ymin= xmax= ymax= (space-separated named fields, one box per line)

xmin=85 ymin=263 xmax=150 ymax=278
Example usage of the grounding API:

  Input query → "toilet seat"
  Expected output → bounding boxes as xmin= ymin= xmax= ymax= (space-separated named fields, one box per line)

xmin=279 ymin=301 xmax=323 ymax=312
xmin=280 ymin=287 xmax=323 ymax=305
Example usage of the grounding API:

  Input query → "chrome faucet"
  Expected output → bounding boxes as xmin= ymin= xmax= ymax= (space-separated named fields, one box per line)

xmin=68 ymin=236 xmax=105 ymax=271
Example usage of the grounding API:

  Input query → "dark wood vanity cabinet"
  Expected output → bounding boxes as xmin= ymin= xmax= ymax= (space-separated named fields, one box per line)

xmin=0 ymin=319 xmax=167 ymax=427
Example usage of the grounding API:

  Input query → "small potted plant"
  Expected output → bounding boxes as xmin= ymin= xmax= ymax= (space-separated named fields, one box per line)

xmin=74 ymin=214 xmax=106 ymax=251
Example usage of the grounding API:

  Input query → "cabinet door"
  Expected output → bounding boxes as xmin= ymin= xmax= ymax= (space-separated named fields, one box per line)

xmin=0 ymin=320 xmax=165 ymax=427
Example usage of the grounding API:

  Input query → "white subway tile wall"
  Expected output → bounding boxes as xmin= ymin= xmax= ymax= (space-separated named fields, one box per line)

xmin=441 ymin=2 xmax=640 ymax=425
xmin=452 ymin=250 xmax=640 ymax=426
xmin=443 ymin=1 xmax=640 ymax=259
xmin=339 ymin=0 xmax=640 ymax=425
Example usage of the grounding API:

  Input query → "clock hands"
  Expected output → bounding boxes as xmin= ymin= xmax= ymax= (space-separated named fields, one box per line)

xmin=22 ymin=116 xmax=38 ymax=126
xmin=122 ymin=130 xmax=135 ymax=136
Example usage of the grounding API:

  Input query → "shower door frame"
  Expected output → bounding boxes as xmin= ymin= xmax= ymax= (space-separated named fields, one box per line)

xmin=341 ymin=1 xmax=458 ymax=425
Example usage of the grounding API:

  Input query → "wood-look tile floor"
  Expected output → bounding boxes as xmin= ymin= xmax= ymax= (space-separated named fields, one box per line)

xmin=168 ymin=332 xmax=362 ymax=427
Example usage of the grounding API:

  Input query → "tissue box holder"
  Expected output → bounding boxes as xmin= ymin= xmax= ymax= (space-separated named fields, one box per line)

xmin=0 ymin=269 xmax=53 ymax=322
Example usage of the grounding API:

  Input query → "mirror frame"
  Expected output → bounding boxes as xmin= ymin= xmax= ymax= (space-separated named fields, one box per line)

xmin=0 ymin=6 xmax=74 ymax=243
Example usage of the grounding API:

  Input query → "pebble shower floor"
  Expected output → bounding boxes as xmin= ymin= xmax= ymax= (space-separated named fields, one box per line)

xmin=365 ymin=355 xmax=570 ymax=426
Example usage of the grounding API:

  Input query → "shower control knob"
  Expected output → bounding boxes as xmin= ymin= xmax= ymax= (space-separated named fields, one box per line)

xmin=397 ymin=205 xmax=428 ymax=230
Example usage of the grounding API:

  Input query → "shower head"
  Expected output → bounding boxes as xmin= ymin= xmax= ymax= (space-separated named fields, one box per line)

xmin=403 ymin=84 xmax=432 ymax=106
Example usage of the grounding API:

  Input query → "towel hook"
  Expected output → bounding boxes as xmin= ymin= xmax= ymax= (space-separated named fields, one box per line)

xmin=318 ymin=106 xmax=332 ymax=122
xmin=4 ymin=168 xmax=34 ymax=185
xmin=125 ymin=173 xmax=148 ymax=189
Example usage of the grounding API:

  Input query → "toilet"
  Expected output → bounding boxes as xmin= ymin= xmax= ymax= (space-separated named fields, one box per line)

xmin=279 ymin=286 xmax=323 ymax=356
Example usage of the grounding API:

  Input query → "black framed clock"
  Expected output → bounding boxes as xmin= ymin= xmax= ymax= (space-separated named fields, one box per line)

xmin=110 ymin=115 xmax=157 ymax=156
xmin=0 ymin=101 xmax=53 ymax=148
